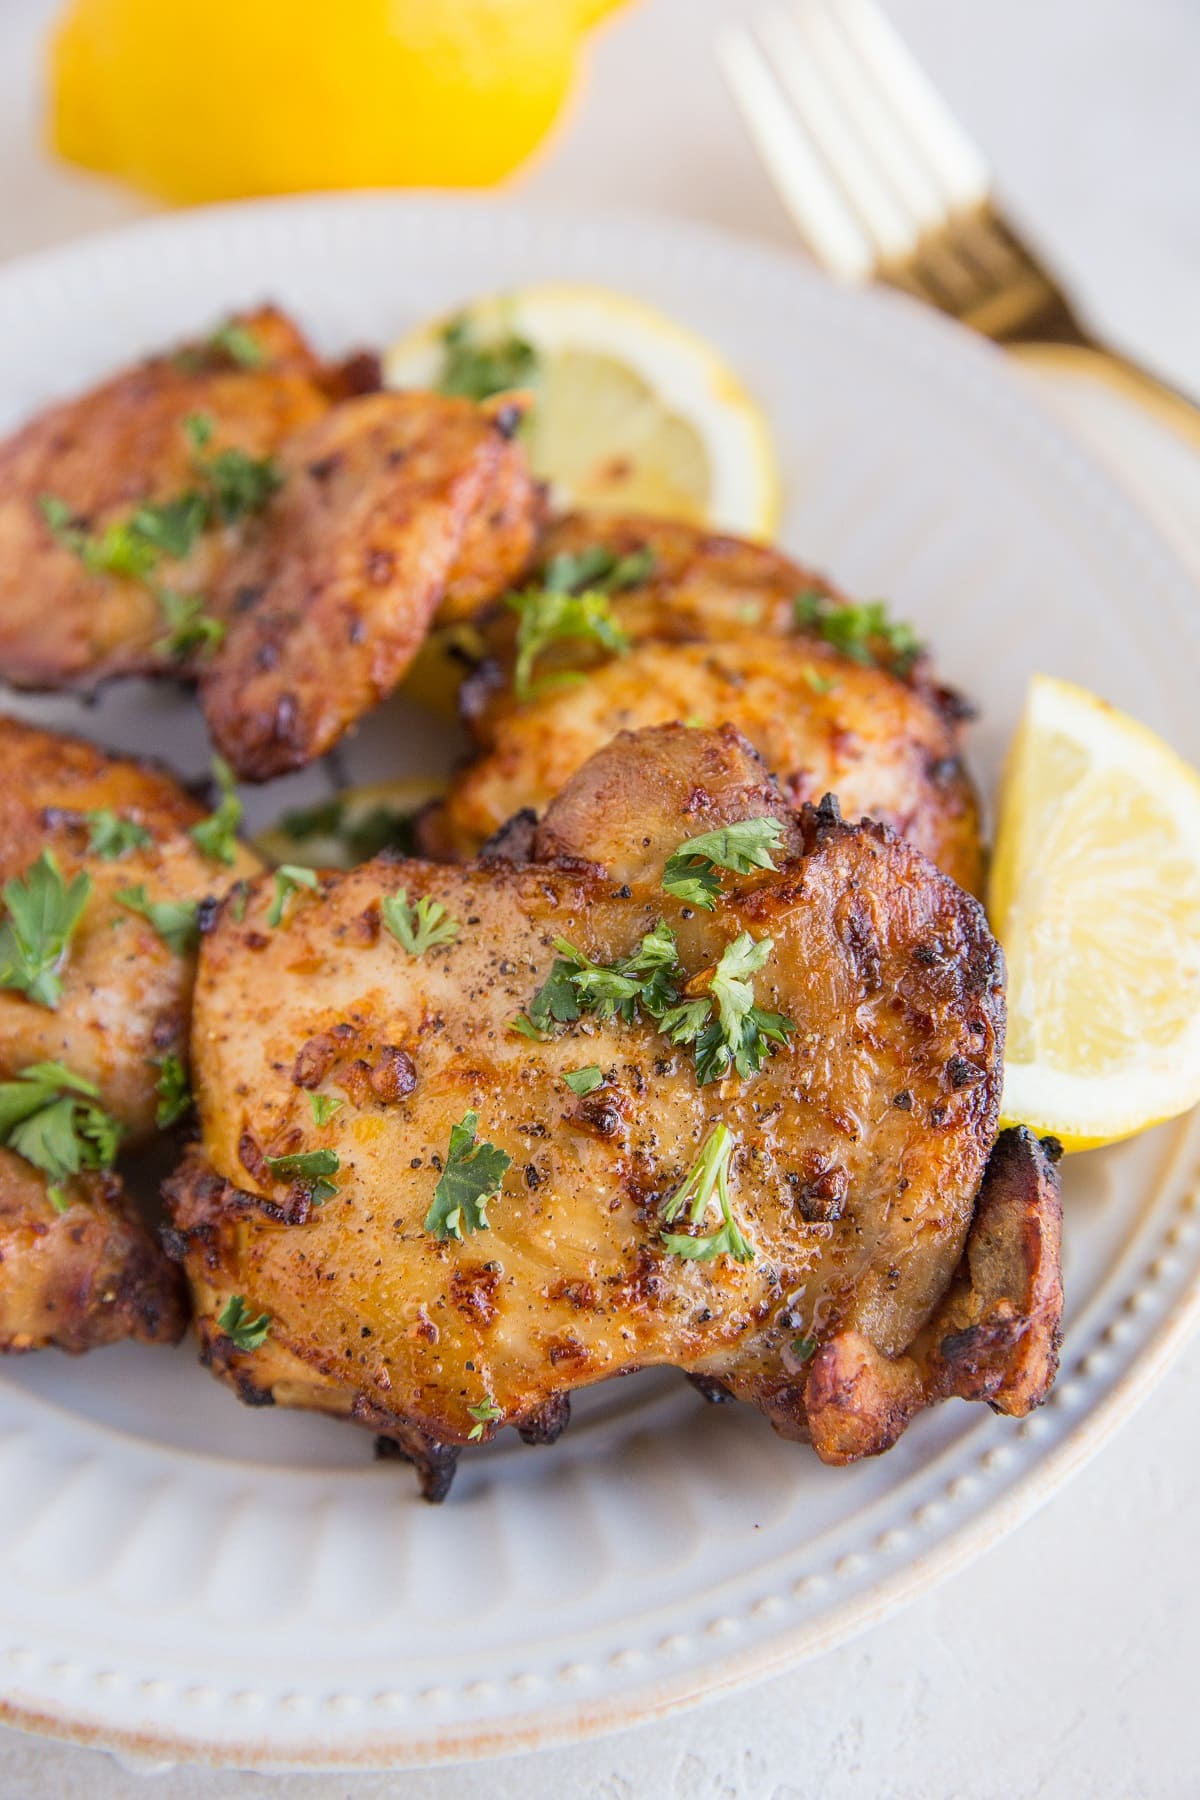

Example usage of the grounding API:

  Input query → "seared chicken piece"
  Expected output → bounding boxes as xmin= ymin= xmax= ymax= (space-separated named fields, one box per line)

xmin=202 ymin=391 xmax=540 ymax=779
xmin=0 ymin=714 xmax=261 ymax=1354
xmin=168 ymin=724 xmax=1057 ymax=1498
xmin=428 ymin=514 xmax=982 ymax=894
xmin=0 ymin=308 xmax=338 ymax=690
xmin=0 ymin=715 xmax=259 ymax=1140
xmin=0 ymin=1154 xmax=185 ymax=1353
xmin=0 ymin=316 xmax=542 ymax=780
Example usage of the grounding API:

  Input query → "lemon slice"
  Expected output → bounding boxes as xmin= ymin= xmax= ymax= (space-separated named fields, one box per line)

xmin=989 ymin=675 xmax=1200 ymax=1150
xmin=384 ymin=282 xmax=780 ymax=538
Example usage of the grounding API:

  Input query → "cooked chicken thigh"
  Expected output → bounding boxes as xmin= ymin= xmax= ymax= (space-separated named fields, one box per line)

xmin=0 ymin=715 xmax=260 ymax=1353
xmin=428 ymin=514 xmax=982 ymax=894
xmin=0 ymin=308 xmax=337 ymax=690
xmin=168 ymin=725 xmax=1058 ymax=1498
xmin=0 ymin=314 xmax=542 ymax=779
xmin=202 ymin=391 xmax=540 ymax=779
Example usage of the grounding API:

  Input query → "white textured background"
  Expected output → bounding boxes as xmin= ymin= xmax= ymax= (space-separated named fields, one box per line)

xmin=1 ymin=0 xmax=1199 ymax=1794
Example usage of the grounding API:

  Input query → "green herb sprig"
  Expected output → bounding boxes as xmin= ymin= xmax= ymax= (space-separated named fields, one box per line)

xmin=424 ymin=1111 xmax=512 ymax=1242
xmin=660 ymin=1123 xmax=754 ymax=1263
xmin=508 ymin=543 xmax=653 ymax=702
xmin=84 ymin=811 xmax=154 ymax=861
xmin=0 ymin=851 xmax=91 ymax=1009
xmin=0 ymin=1061 xmax=121 ymax=1211
xmin=188 ymin=756 xmax=243 ymax=866
xmin=153 ymin=1052 xmax=192 ymax=1128
xmin=216 ymin=1294 xmax=272 ymax=1351
xmin=793 ymin=589 xmax=921 ymax=674
xmin=382 ymin=890 xmax=460 ymax=956
xmin=661 ymin=817 xmax=785 ymax=911
xmin=115 ymin=885 xmax=200 ymax=955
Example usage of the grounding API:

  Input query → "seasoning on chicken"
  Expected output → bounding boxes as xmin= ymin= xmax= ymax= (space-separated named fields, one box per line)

xmin=424 ymin=513 xmax=982 ymax=894
xmin=0 ymin=714 xmax=260 ymax=1353
xmin=166 ymin=724 xmax=1059 ymax=1499
xmin=0 ymin=313 xmax=543 ymax=780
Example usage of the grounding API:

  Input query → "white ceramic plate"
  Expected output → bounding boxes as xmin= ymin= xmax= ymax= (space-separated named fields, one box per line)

xmin=0 ymin=196 xmax=1198 ymax=1773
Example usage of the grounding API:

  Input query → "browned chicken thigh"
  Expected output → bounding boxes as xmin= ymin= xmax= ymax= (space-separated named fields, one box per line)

xmin=0 ymin=715 xmax=260 ymax=1352
xmin=0 ymin=313 xmax=542 ymax=780
xmin=427 ymin=514 xmax=982 ymax=894
xmin=168 ymin=725 xmax=1059 ymax=1498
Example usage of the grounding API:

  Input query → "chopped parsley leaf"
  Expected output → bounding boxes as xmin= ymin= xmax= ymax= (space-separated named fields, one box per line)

xmin=424 ymin=1111 xmax=511 ymax=1242
xmin=206 ymin=321 xmax=266 ymax=368
xmin=115 ymin=885 xmax=200 ymax=955
xmin=437 ymin=315 xmax=538 ymax=403
xmin=467 ymin=1394 xmax=503 ymax=1441
xmin=662 ymin=931 xmax=793 ymax=1085
xmin=0 ymin=1060 xmax=121 ymax=1209
xmin=309 ymin=1091 xmax=343 ymax=1126
xmin=801 ymin=664 xmax=840 ymax=696
xmin=661 ymin=816 xmax=785 ymax=910
xmin=506 ymin=542 xmax=652 ymax=702
xmin=563 ymin=1065 xmax=604 ymax=1097
xmin=152 ymin=1052 xmax=192 ymax=1128
xmin=792 ymin=1335 xmax=818 ymax=1362
xmin=267 ymin=864 xmax=319 ymax=928
xmin=660 ymin=1123 xmax=754 ymax=1264
xmin=84 ymin=810 xmax=153 ymax=860
xmin=0 ymin=851 xmax=91 ymax=1008
xmin=274 ymin=796 xmax=422 ymax=867
xmin=216 ymin=1294 xmax=272 ymax=1351
xmin=155 ymin=588 xmax=227 ymax=661
xmin=188 ymin=756 xmax=243 ymax=866
xmin=793 ymin=589 xmax=921 ymax=674
xmin=264 ymin=1147 xmax=339 ymax=1204
xmin=382 ymin=889 xmax=460 ymax=956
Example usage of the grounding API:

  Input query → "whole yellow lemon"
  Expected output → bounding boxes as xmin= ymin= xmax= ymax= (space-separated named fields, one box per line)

xmin=50 ymin=0 xmax=626 ymax=204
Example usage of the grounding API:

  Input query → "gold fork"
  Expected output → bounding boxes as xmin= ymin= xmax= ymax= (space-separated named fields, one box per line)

xmin=718 ymin=0 xmax=1200 ymax=444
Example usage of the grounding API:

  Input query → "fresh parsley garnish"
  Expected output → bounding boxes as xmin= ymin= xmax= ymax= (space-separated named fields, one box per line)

xmin=115 ymin=885 xmax=200 ymax=955
xmin=438 ymin=315 xmax=538 ymax=403
xmin=793 ymin=589 xmax=921 ymax=674
xmin=660 ymin=1123 xmax=754 ymax=1264
xmin=205 ymin=321 xmax=267 ymax=369
xmin=216 ymin=1295 xmax=272 ymax=1351
xmin=0 ymin=851 xmax=91 ymax=1008
xmin=267 ymin=864 xmax=319 ymax=928
xmin=0 ymin=1061 xmax=121 ymax=1211
xmin=309 ymin=1091 xmax=343 ymax=1126
xmin=507 ymin=544 xmax=652 ymax=701
xmin=424 ymin=1111 xmax=511 ymax=1242
xmin=563 ymin=1065 xmax=604 ymax=1097
xmin=153 ymin=1052 xmax=192 ymax=1128
xmin=264 ymin=1146 xmax=340 ymax=1204
xmin=792 ymin=1335 xmax=818 ymax=1362
xmin=38 ymin=494 xmax=161 ymax=580
xmin=467 ymin=1395 xmax=503 ymax=1441
xmin=155 ymin=588 xmax=227 ymax=661
xmin=661 ymin=931 xmax=793 ymax=1085
xmin=801 ymin=664 xmax=840 ymax=695
xmin=382 ymin=890 xmax=460 ymax=956
xmin=661 ymin=817 xmax=785 ymax=910
xmin=188 ymin=756 xmax=243 ymax=866
xmin=84 ymin=811 xmax=153 ymax=861
xmin=516 ymin=921 xmax=792 ymax=1088
xmin=185 ymin=413 xmax=284 ymax=524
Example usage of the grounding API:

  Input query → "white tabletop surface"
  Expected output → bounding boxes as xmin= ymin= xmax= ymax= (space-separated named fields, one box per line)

xmin=1 ymin=1 xmax=1199 ymax=1794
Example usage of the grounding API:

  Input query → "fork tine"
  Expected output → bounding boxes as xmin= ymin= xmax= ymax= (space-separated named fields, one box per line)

xmin=793 ymin=0 xmax=947 ymax=237
xmin=836 ymin=0 xmax=991 ymax=211
xmin=717 ymin=25 xmax=875 ymax=280
xmin=756 ymin=6 xmax=916 ymax=263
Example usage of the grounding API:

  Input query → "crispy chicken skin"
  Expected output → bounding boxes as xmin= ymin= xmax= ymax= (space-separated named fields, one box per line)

xmin=0 ymin=1153 xmax=185 ymax=1353
xmin=0 ymin=308 xmax=335 ymax=690
xmin=202 ymin=392 xmax=540 ymax=780
xmin=0 ymin=316 xmax=541 ymax=780
xmin=427 ymin=514 xmax=982 ymax=894
xmin=165 ymin=724 xmax=1053 ymax=1500
xmin=0 ymin=715 xmax=260 ymax=1142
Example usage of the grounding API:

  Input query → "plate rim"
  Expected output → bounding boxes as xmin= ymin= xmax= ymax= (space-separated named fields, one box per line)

xmin=0 ymin=189 xmax=1198 ymax=1772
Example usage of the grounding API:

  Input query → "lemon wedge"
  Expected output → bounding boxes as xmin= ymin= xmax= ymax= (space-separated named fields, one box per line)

xmin=989 ymin=675 xmax=1200 ymax=1150
xmin=384 ymin=282 xmax=780 ymax=538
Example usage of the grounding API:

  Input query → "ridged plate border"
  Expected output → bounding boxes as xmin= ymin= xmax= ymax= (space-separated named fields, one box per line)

xmin=0 ymin=196 xmax=1196 ymax=1771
